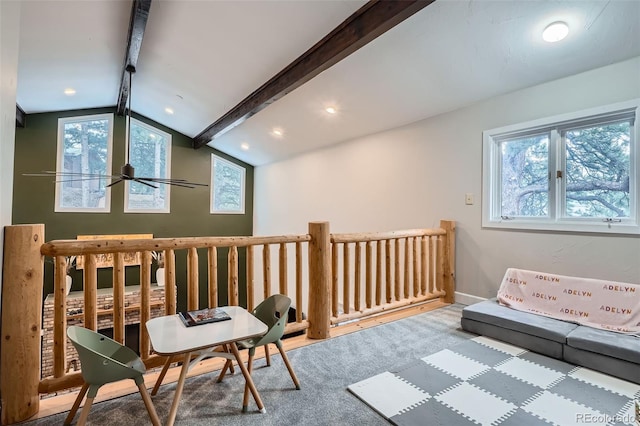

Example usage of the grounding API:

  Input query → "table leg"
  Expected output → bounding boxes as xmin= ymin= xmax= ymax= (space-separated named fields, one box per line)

xmin=151 ymin=355 xmax=174 ymax=396
xmin=229 ymin=342 xmax=266 ymax=413
xmin=165 ymin=352 xmax=191 ymax=426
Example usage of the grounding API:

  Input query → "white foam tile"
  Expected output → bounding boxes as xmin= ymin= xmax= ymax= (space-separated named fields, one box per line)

xmin=569 ymin=367 xmax=640 ymax=398
xmin=436 ymin=382 xmax=517 ymax=424
xmin=348 ymin=371 xmax=429 ymax=418
xmin=495 ymin=357 xmax=565 ymax=388
xmin=471 ymin=336 xmax=528 ymax=356
xmin=522 ymin=390 xmax=604 ymax=426
xmin=421 ymin=349 xmax=490 ymax=380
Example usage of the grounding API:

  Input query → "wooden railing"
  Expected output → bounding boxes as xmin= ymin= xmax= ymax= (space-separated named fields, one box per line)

xmin=330 ymin=220 xmax=454 ymax=324
xmin=0 ymin=220 xmax=455 ymax=425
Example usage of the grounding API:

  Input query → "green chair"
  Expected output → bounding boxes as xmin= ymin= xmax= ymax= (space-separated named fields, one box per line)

xmin=64 ymin=326 xmax=161 ymax=426
xmin=218 ymin=294 xmax=301 ymax=412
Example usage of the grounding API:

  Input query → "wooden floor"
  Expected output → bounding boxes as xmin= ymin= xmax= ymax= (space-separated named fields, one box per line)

xmin=32 ymin=300 xmax=449 ymax=421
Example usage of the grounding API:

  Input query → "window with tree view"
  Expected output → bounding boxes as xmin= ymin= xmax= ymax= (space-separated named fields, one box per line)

xmin=55 ymin=114 xmax=113 ymax=212
xmin=211 ymin=154 xmax=245 ymax=214
xmin=483 ymin=100 xmax=639 ymax=234
xmin=125 ymin=119 xmax=172 ymax=213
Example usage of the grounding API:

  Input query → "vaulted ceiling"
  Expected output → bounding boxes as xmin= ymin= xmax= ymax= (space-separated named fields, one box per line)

xmin=16 ymin=0 xmax=640 ymax=166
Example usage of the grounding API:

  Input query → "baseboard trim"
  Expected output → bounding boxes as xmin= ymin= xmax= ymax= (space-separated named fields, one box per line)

xmin=455 ymin=291 xmax=487 ymax=306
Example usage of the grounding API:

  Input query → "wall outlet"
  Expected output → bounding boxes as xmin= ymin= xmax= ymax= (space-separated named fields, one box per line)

xmin=465 ymin=193 xmax=474 ymax=205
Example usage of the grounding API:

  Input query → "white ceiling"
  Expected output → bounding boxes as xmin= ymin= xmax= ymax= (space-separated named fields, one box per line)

xmin=17 ymin=0 xmax=640 ymax=166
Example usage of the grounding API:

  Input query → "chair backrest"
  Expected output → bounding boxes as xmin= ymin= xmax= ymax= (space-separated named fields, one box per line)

xmin=251 ymin=294 xmax=291 ymax=347
xmin=67 ymin=326 xmax=145 ymax=385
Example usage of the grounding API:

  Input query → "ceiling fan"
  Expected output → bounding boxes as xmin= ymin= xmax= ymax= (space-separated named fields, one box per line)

xmin=25 ymin=66 xmax=207 ymax=189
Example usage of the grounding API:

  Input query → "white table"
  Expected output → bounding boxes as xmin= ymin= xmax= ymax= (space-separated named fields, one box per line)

xmin=146 ymin=306 xmax=268 ymax=426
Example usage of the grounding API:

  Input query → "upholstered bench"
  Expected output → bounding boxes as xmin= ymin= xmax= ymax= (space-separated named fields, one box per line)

xmin=461 ymin=269 xmax=640 ymax=384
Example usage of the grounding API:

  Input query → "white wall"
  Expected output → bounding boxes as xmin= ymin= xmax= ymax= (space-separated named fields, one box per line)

xmin=0 ymin=1 xmax=21 ymax=303
xmin=254 ymin=57 xmax=640 ymax=300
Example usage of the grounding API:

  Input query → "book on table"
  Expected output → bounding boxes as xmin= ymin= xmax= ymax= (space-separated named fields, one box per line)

xmin=178 ymin=307 xmax=231 ymax=327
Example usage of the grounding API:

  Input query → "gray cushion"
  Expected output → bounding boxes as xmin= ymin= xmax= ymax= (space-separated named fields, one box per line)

xmin=462 ymin=299 xmax=578 ymax=343
xmin=566 ymin=326 xmax=640 ymax=364
xmin=564 ymin=346 xmax=640 ymax=384
xmin=461 ymin=318 xmax=564 ymax=359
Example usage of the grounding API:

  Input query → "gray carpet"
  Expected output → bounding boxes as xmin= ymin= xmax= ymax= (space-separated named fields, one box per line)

xmin=24 ymin=303 xmax=472 ymax=425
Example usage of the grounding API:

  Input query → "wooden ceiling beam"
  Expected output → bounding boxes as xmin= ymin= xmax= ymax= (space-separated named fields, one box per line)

xmin=15 ymin=104 xmax=26 ymax=128
xmin=116 ymin=0 xmax=152 ymax=116
xmin=192 ymin=0 xmax=434 ymax=149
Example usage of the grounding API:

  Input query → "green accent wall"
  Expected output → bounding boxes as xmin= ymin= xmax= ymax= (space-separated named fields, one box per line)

xmin=13 ymin=107 xmax=254 ymax=311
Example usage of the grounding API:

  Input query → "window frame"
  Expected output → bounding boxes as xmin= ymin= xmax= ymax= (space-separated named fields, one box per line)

xmin=482 ymin=99 xmax=639 ymax=235
xmin=210 ymin=154 xmax=246 ymax=215
xmin=54 ymin=113 xmax=114 ymax=213
xmin=124 ymin=118 xmax=172 ymax=214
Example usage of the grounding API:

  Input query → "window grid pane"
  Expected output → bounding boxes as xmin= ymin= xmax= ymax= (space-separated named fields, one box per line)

xmin=126 ymin=120 xmax=171 ymax=212
xmin=500 ymin=134 xmax=549 ymax=217
xmin=59 ymin=118 xmax=110 ymax=210
xmin=563 ymin=121 xmax=631 ymax=218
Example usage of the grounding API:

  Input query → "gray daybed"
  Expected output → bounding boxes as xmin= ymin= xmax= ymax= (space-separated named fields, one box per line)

xmin=461 ymin=298 xmax=640 ymax=384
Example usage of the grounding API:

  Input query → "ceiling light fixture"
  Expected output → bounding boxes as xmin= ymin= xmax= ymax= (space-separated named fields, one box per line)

xmin=325 ymin=106 xmax=337 ymax=114
xmin=272 ymin=128 xmax=283 ymax=137
xmin=542 ymin=21 xmax=569 ymax=43
xmin=25 ymin=66 xmax=207 ymax=189
xmin=64 ymin=88 xmax=76 ymax=96
xmin=164 ymin=107 xmax=174 ymax=115
xmin=240 ymin=143 xmax=250 ymax=151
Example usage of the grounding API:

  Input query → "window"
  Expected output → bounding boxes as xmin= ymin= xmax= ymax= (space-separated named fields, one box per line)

xmin=55 ymin=114 xmax=113 ymax=212
xmin=124 ymin=119 xmax=172 ymax=213
xmin=483 ymin=99 xmax=639 ymax=234
xmin=210 ymin=154 xmax=245 ymax=214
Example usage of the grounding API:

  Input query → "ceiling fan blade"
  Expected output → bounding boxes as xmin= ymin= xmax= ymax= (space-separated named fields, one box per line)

xmin=106 ymin=178 xmax=124 ymax=188
xmin=144 ymin=177 xmax=208 ymax=187
xmin=133 ymin=178 xmax=159 ymax=189
xmin=54 ymin=177 xmax=120 ymax=184
xmin=24 ymin=171 xmax=121 ymax=178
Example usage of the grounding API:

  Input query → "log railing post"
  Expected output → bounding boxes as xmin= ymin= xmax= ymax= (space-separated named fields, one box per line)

xmin=164 ymin=249 xmax=176 ymax=315
xmin=228 ymin=246 xmax=239 ymax=306
xmin=112 ymin=252 xmax=125 ymax=344
xmin=307 ymin=222 xmax=330 ymax=339
xmin=440 ymin=220 xmax=456 ymax=304
xmin=187 ymin=247 xmax=199 ymax=310
xmin=1 ymin=224 xmax=45 ymax=425
xmin=53 ymin=256 xmax=67 ymax=378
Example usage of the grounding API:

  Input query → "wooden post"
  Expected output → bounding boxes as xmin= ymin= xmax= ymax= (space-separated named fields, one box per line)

xmin=83 ymin=254 xmax=97 ymax=330
xmin=1 ymin=224 xmax=44 ymax=425
xmin=53 ymin=256 xmax=67 ymax=378
xmin=113 ymin=252 xmax=125 ymax=344
xmin=208 ymin=247 xmax=218 ymax=308
xmin=279 ymin=243 xmax=287 ymax=295
xmin=262 ymin=244 xmax=271 ymax=299
xmin=440 ymin=220 xmax=456 ymax=304
xmin=228 ymin=246 xmax=239 ymax=306
xmin=164 ymin=249 xmax=176 ymax=315
xmin=307 ymin=222 xmax=330 ymax=339
xmin=375 ymin=241 xmax=382 ymax=306
xmin=331 ymin=243 xmax=338 ymax=317
xmin=140 ymin=251 xmax=152 ymax=359
xmin=246 ymin=246 xmax=254 ymax=311
xmin=343 ymin=243 xmax=350 ymax=315
xmin=295 ymin=242 xmax=303 ymax=322
xmin=187 ymin=247 xmax=199 ymax=310
xmin=354 ymin=242 xmax=361 ymax=312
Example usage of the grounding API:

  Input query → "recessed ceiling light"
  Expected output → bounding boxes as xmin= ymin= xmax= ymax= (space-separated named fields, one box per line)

xmin=272 ymin=128 xmax=283 ymax=137
xmin=64 ymin=88 xmax=76 ymax=96
xmin=325 ymin=106 xmax=337 ymax=114
xmin=240 ymin=143 xmax=250 ymax=151
xmin=164 ymin=107 xmax=174 ymax=115
xmin=542 ymin=21 xmax=569 ymax=43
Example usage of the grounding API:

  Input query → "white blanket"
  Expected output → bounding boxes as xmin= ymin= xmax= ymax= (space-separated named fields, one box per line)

xmin=497 ymin=268 xmax=640 ymax=335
